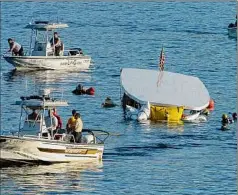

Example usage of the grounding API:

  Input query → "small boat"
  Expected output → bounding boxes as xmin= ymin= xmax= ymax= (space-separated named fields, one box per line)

xmin=3 ymin=20 xmax=91 ymax=70
xmin=228 ymin=26 xmax=237 ymax=38
xmin=0 ymin=89 xmax=109 ymax=164
xmin=120 ymin=68 xmax=210 ymax=122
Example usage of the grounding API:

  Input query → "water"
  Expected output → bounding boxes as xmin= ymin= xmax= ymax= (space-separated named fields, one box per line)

xmin=0 ymin=2 xmax=237 ymax=194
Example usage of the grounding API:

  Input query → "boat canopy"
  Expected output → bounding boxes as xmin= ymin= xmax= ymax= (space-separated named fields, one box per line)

xmin=121 ymin=68 xmax=210 ymax=110
xmin=16 ymin=99 xmax=68 ymax=109
xmin=25 ymin=21 xmax=69 ymax=31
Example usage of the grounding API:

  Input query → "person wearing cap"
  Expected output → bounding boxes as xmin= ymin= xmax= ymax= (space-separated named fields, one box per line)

xmin=72 ymin=113 xmax=83 ymax=143
xmin=50 ymin=32 xmax=62 ymax=56
xmin=7 ymin=38 xmax=24 ymax=56
xmin=66 ymin=109 xmax=77 ymax=133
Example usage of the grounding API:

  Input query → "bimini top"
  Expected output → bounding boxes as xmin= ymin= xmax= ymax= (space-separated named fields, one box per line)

xmin=15 ymin=89 xmax=68 ymax=108
xmin=121 ymin=68 xmax=210 ymax=110
xmin=25 ymin=21 xmax=69 ymax=31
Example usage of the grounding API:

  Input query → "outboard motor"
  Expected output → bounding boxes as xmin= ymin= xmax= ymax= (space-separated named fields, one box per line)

xmin=69 ymin=48 xmax=83 ymax=56
xmin=82 ymin=134 xmax=95 ymax=144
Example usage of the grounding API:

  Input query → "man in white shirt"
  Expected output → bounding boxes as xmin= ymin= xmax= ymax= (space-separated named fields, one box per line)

xmin=8 ymin=38 xmax=24 ymax=56
xmin=44 ymin=109 xmax=58 ymax=137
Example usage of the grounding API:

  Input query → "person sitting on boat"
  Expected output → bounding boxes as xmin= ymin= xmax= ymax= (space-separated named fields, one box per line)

xmin=28 ymin=109 xmax=40 ymax=120
xmin=50 ymin=32 xmax=62 ymax=56
xmin=45 ymin=109 xmax=58 ymax=136
xmin=66 ymin=109 xmax=77 ymax=133
xmin=72 ymin=113 xmax=83 ymax=143
xmin=7 ymin=38 xmax=24 ymax=56
xmin=52 ymin=108 xmax=63 ymax=129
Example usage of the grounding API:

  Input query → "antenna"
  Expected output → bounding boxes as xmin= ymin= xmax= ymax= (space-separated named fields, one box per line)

xmin=25 ymin=79 xmax=28 ymax=94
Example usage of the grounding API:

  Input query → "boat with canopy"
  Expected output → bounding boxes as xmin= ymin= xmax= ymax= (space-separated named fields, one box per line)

xmin=3 ymin=20 xmax=91 ymax=70
xmin=0 ymin=89 xmax=109 ymax=164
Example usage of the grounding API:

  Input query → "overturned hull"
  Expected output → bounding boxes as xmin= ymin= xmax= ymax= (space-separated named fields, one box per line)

xmin=0 ymin=135 xmax=104 ymax=163
xmin=3 ymin=55 xmax=91 ymax=70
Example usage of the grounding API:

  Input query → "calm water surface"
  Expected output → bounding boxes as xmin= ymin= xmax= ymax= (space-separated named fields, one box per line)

xmin=0 ymin=2 xmax=237 ymax=195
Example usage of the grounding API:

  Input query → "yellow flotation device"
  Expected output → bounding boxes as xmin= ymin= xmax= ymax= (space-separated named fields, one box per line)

xmin=150 ymin=105 xmax=184 ymax=122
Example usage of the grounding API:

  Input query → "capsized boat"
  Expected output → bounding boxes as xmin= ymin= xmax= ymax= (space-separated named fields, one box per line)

xmin=3 ymin=20 xmax=91 ymax=70
xmin=0 ymin=89 xmax=109 ymax=164
xmin=120 ymin=68 xmax=210 ymax=122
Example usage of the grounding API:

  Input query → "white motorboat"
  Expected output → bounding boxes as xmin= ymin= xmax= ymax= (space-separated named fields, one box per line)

xmin=3 ymin=21 xmax=91 ymax=70
xmin=121 ymin=68 xmax=210 ymax=122
xmin=0 ymin=89 xmax=109 ymax=164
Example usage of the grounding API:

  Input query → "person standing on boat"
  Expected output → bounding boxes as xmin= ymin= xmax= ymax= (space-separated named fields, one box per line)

xmin=7 ymin=38 xmax=24 ymax=56
xmin=52 ymin=108 xmax=62 ymax=129
xmin=66 ymin=109 xmax=77 ymax=133
xmin=50 ymin=32 xmax=62 ymax=56
xmin=45 ymin=110 xmax=58 ymax=137
xmin=72 ymin=113 xmax=83 ymax=143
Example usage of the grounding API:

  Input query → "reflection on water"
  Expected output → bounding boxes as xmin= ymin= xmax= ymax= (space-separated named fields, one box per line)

xmin=3 ymin=69 xmax=92 ymax=84
xmin=1 ymin=161 xmax=103 ymax=194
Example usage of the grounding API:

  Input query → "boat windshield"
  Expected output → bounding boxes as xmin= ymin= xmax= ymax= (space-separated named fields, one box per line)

xmin=36 ymin=31 xmax=48 ymax=43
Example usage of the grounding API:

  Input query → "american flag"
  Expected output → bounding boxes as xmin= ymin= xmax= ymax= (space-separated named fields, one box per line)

xmin=159 ymin=46 xmax=165 ymax=71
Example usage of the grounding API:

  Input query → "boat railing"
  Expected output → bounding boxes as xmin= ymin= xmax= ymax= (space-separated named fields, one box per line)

xmin=52 ymin=129 xmax=109 ymax=144
xmin=82 ymin=129 xmax=109 ymax=144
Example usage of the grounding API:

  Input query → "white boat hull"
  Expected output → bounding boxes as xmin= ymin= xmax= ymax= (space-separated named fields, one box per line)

xmin=228 ymin=27 xmax=237 ymax=38
xmin=0 ymin=135 xmax=104 ymax=163
xmin=3 ymin=55 xmax=91 ymax=70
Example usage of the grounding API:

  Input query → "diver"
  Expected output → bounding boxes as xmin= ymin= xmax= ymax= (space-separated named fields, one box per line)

xmin=221 ymin=114 xmax=229 ymax=130
xmin=232 ymin=112 xmax=237 ymax=121
xmin=72 ymin=84 xmax=95 ymax=95
xmin=101 ymin=97 xmax=117 ymax=108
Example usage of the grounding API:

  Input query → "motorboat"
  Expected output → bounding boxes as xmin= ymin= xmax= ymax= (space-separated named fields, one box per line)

xmin=3 ymin=20 xmax=91 ymax=70
xmin=120 ymin=68 xmax=210 ymax=123
xmin=0 ymin=89 xmax=109 ymax=164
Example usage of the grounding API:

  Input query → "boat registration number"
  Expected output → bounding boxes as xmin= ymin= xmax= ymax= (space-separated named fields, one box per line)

xmin=65 ymin=148 xmax=87 ymax=154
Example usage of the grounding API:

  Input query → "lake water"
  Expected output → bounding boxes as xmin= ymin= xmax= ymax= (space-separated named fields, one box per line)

xmin=0 ymin=2 xmax=237 ymax=194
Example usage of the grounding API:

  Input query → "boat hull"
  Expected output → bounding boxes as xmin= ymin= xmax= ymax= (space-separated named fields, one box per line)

xmin=228 ymin=27 xmax=237 ymax=38
xmin=0 ymin=135 xmax=104 ymax=163
xmin=3 ymin=55 xmax=91 ymax=70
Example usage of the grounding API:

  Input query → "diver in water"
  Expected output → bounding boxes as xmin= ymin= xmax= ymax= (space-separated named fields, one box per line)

xmin=72 ymin=84 xmax=95 ymax=95
xmin=102 ymin=97 xmax=117 ymax=108
xmin=232 ymin=112 xmax=237 ymax=121
xmin=72 ymin=84 xmax=86 ymax=95
xmin=221 ymin=114 xmax=229 ymax=130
